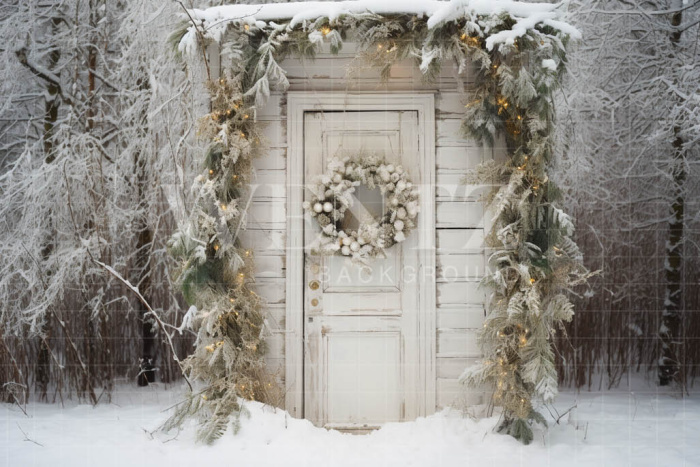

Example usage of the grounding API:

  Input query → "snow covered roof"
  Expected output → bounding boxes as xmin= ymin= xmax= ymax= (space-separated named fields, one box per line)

xmin=183 ymin=0 xmax=579 ymax=51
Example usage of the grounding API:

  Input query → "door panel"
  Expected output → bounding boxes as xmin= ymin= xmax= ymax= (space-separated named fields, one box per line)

xmin=303 ymin=111 xmax=421 ymax=429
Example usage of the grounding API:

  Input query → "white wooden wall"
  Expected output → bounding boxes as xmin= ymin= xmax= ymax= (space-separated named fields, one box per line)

xmin=214 ymin=42 xmax=501 ymax=411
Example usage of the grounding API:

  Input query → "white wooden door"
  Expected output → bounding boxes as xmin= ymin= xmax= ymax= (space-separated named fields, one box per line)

xmin=303 ymin=111 xmax=422 ymax=430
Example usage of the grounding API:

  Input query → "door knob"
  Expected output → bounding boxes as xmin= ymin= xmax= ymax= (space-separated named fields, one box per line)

xmin=309 ymin=280 xmax=320 ymax=290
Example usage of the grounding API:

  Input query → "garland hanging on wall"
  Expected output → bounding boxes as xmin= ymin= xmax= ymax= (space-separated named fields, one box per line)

xmin=168 ymin=0 xmax=589 ymax=445
xmin=303 ymin=155 xmax=420 ymax=263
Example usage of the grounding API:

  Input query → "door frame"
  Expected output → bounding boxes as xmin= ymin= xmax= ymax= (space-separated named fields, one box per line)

xmin=285 ymin=92 xmax=437 ymax=420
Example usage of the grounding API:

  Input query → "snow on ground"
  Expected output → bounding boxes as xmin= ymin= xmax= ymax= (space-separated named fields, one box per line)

xmin=2 ymin=385 xmax=699 ymax=467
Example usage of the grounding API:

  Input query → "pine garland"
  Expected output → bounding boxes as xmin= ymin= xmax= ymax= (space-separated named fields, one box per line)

xmin=170 ymin=2 xmax=586 ymax=444
xmin=164 ymin=77 xmax=280 ymax=443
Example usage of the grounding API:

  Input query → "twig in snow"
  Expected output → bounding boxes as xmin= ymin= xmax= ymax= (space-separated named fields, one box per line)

xmin=16 ymin=423 xmax=43 ymax=447
xmin=554 ymin=404 xmax=577 ymax=425
xmin=3 ymin=383 xmax=28 ymax=416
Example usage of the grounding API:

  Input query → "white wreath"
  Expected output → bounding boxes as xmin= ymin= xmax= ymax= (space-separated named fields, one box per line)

xmin=303 ymin=155 xmax=420 ymax=262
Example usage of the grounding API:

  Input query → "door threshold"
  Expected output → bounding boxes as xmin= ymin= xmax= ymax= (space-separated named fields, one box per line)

xmin=324 ymin=423 xmax=381 ymax=435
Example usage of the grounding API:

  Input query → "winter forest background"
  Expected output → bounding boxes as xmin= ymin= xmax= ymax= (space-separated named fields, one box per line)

xmin=1 ymin=0 xmax=699 ymax=406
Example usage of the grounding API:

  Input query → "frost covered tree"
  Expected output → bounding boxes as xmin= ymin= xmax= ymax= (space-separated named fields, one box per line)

xmin=554 ymin=0 xmax=700 ymax=388
xmin=0 ymin=0 xmax=210 ymax=401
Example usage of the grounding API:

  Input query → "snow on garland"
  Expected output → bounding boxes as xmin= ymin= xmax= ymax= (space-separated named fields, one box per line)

xmin=168 ymin=0 xmax=588 ymax=445
xmin=303 ymin=156 xmax=419 ymax=263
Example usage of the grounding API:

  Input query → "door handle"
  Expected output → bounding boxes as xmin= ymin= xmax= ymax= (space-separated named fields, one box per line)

xmin=309 ymin=280 xmax=320 ymax=290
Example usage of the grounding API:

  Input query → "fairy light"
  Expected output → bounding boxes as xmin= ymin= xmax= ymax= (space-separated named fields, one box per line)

xmin=209 ymin=169 xmax=214 ymax=175
xmin=244 ymin=24 xmax=250 ymax=31
xmin=214 ymin=244 xmax=219 ymax=251
xmin=221 ymin=204 xmax=227 ymax=211
xmin=321 ymin=26 xmax=331 ymax=36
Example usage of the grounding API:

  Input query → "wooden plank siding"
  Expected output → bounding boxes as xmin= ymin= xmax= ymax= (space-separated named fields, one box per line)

xmin=221 ymin=43 xmax=488 ymax=410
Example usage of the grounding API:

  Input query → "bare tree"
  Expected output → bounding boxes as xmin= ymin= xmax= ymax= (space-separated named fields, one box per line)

xmin=554 ymin=0 xmax=700 ymax=390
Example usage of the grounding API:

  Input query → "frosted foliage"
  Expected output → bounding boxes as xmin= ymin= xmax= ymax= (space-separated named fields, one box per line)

xmin=0 ymin=0 xmax=207 ymax=401
xmin=552 ymin=0 xmax=700 ymax=387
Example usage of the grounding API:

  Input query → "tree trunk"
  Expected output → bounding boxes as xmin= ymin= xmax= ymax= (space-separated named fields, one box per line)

xmin=659 ymin=3 xmax=684 ymax=387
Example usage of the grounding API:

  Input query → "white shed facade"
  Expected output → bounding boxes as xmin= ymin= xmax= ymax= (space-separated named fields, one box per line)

xmin=208 ymin=40 xmax=497 ymax=429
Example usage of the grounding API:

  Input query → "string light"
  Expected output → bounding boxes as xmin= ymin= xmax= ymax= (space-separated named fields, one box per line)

xmin=209 ymin=169 xmax=214 ymax=175
xmin=214 ymin=244 xmax=219 ymax=251
xmin=244 ymin=24 xmax=250 ymax=31
xmin=221 ymin=204 xmax=227 ymax=211
xmin=321 ymin=26 xmax=331 ymax=36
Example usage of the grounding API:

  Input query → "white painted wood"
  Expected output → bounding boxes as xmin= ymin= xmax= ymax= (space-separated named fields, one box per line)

xmin=253 ymin=148 xmax=287 ymax=171
xmin=251 ymin=170 xmax=286 ymax=200
xmin=437 ymin=305 xmax=486 ymax=329
xmin=261 ymin=120 xmax=286 ymax=148
xmin=239 ymin=230 xmax=286 ymax=256
xmin=246 ymin=200 xmax=286 ymax=230
xmin=437 ymin=119 xmax=473 ymax=146
xmin=437 ymin=329 xmax=481 ymax=357
xmin=436 ymin=282 xmax=485 ymax=305
xmin=302 ymin=109 xmax=422 ymax=428
xmin=254 ymin=255 xmax=285 ymax=278
xmin=436 ymin=378 xmax=484 ymax=408
xmin=436 ymin=146 xmax=483 ymax=170
xmin=436 ymin=171 xmax=489 ymax=202
xmin=286 ymin=92 xmax=437 ymax=425
xmin=254 ymin=278 xmax=285 ymax=304
xmin=437 ymin=254 xmax=485 ymax=281
xmin=436 ymin=229 xmax=484 ymax=254
xmin=436 ymin=202 xmax=484 ymax=228
xmin=437 ymin=357 xmax=482 ymax=379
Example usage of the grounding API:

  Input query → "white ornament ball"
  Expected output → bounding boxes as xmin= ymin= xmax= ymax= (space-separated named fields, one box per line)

xmin=358 ymin=236 xmax=367 ymax=245
xmin=350 ymin=241 xmax=360 ymax=252
xmin=313 ymin=202 xmax=323 ymax=213
xmin=394 ymin=231 xmax=406 ymax=242
xmin=323 ymin=202 xmax=333 ymax=213
xmin=386 ymin=164 xmax=395 ymax=173
xmin=332 ymin=173 xmax=342 ymax=183
xmin=342 ymin=237 xmax=352 ymax=246
xmin=396 ymin=166 xmax=404 ymax=174
xmin=406 ymin=182 xmax=412 ymax=189
xmin=396 ymin=180 xmax=406 ymax=192
xmin=341 ymin=245 xmax=351 ymax=255
xmin=397 ymin=207 xmax=407 ymax=219
xmin=394 ymin=220 xmax=405 ymax=231
xmin=391 ymin=197 xmax=399 ymax=206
